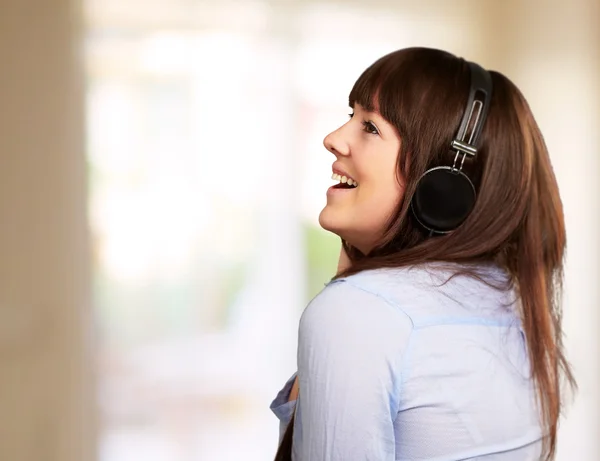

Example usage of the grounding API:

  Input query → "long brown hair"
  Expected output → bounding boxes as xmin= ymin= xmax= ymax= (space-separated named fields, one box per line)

xmin=275 ymin=47 xmax=575 ymax=461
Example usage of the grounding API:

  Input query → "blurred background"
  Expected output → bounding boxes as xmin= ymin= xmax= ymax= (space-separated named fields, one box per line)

xmin=0 ymin=0 xmax=598 ymax=460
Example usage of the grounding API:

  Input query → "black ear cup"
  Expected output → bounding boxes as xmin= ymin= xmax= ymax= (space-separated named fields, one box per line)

xmin=411 ymin=166 xmax=476 ymax=233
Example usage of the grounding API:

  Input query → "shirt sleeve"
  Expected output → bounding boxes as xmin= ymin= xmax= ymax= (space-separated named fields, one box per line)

xmin=294 ymin=280 xmax=413 ymax=461
xmin=270 ymin=372 xmax=298 ymax=444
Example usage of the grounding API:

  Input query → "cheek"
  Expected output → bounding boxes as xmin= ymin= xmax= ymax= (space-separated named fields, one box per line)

xmin=354 ymin=178 xmax=404 ymax=226
xmin=360 ymin=163 xmax=403 ymax=204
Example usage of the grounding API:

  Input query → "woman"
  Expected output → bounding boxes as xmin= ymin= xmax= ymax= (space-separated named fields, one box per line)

xmin=270 ymin=47 xmax=575 ymax=461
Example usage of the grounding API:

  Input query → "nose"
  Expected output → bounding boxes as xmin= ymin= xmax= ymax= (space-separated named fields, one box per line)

xmin=323 ymin=125 xmax=350 ymax=157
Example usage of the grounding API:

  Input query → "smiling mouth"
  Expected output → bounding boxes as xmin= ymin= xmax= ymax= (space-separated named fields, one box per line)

xmin=331 ymin=173 xmax=358 ymax=189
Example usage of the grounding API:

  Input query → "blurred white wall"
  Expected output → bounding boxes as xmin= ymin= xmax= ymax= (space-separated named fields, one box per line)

xmin=84 ymin=1 xmax=600 ymax=458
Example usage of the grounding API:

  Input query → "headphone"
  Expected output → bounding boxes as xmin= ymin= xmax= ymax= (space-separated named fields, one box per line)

xmin=410 ymin=61 xmax=493 ymax=234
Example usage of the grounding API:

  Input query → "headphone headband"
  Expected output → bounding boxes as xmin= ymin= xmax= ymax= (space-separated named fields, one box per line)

xmin=452 ymin=62 xmax=493 ymax=158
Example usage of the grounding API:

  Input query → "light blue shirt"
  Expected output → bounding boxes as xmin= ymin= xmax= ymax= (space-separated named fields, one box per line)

xmin=270 ymin=263 xmax=543 ymax=460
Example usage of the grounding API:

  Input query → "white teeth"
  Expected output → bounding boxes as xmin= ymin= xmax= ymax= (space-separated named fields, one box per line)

xmin=331 ymin=173 xmax=358 ymax=187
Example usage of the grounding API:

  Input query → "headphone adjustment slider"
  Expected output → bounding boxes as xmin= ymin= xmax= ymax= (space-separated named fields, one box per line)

xmin=450 ymin=140 xmax=477 ymax=173
xmin=450 ymin=139 xmax=477 ymax=157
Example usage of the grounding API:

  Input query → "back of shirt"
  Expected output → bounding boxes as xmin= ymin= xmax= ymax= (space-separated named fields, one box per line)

xmin=271 ymin=263 xmax=543 ymax=461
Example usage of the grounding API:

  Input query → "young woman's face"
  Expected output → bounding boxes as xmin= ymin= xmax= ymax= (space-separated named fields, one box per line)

xmin=319 ymin=103 xmax=404 ymax=253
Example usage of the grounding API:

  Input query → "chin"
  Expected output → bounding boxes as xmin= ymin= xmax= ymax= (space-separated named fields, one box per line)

xmin=319 ymin=207 xmax=378 ymax=254
xmin=318 ymin=207 xmax=340 ymax=234
xmin=318 ymin=207 xmax=353 ymax=243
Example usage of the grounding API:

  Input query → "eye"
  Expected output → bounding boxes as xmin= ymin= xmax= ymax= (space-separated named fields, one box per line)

xmin=362 ymin=120 xmax=379 ymax=135
xmin=348 ymin=112 xmax=354 ymax=119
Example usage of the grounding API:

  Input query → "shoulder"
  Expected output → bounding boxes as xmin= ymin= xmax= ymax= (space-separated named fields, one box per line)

xmin=326 ymin=263 xmax=519 ymax=327
xmin=302 ymin=277 xmax=414 ymax=331
xmin=299 ymin=279 xmax=413 ymax=356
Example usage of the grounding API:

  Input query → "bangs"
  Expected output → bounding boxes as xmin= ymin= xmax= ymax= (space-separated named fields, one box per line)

xmin=348 ymin=47 xmax=460 ymax=130
xmin=348 ymin=61 xmax=383 ymax=113
xmin=348 ymin=49 xmax=412 ymax=127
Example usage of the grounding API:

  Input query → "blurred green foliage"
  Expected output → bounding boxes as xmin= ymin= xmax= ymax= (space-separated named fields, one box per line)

xmin=303 ymin=222 xmax=340 ymax=303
